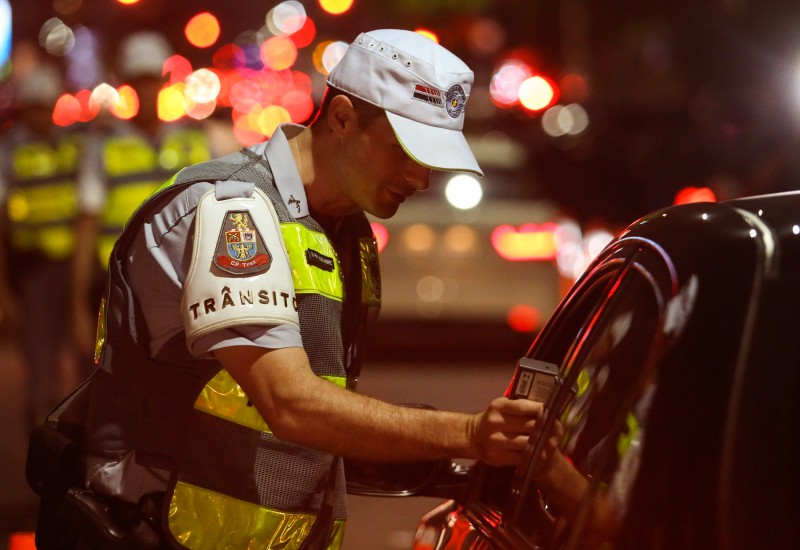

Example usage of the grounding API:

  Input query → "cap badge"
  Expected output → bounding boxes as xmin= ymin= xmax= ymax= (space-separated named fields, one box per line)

xmin=214 ymin=210 xmax=271 ymax=275
xmin=445 ymin=84 xmax=467 ymax=119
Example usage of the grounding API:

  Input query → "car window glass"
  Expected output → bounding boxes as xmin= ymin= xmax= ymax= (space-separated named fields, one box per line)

xmin=511 ymin=266 xmax=662 ymax=549
xmin=465 ymin=272 xmax=617 ymax=513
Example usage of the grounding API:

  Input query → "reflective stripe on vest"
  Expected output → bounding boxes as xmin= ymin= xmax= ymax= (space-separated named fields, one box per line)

xmin=194 ymin=370 xmax=346 ymax=433
xmin=98 ymin=129 xmax=211 ymax=268
xmin=168 ymin=211 xmax=347 ymax=548
xmin=281 ymin=223 xmax=344 ymax=301
xmin=168 ymin=482 xmax=345 ymax=550
xmin=6 ymin=139 xmax=79 ymax=259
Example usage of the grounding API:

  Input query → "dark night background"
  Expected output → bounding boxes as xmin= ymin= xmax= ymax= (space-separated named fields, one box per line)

xmin=8 ymin=0 xmax=800 ymax=228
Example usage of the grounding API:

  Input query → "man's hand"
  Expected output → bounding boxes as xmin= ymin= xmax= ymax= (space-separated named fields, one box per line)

xmin=468 ymin=397 xmax=544 ymax=466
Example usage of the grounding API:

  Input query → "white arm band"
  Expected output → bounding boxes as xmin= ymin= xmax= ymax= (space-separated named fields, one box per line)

xmin=181 ymin=186 xmax=299 ymax=348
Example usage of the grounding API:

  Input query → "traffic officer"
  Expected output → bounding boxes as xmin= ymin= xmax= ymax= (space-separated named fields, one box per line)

xmin=0 ymin=62 xmax=82 ymax=431
xmin=70 ymin=29 xmax=543 ymax=549
xmin=70 ymin=31 xmax=229 ymax=357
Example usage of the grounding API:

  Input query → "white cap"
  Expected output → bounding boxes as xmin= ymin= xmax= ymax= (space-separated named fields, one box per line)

xmin=327 ymin=29 xmax=483 ymax=177
xmin=17 ymin=64 xmax=63 ymax=106
xmin=118 ymin=31 xmax=172 ymax=79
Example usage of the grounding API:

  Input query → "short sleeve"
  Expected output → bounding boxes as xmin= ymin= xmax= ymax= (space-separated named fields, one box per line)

xmin=180 ymin=181 xmax=301 ymax=353
xmin=127 ymin=180 xmax=302 ymax=359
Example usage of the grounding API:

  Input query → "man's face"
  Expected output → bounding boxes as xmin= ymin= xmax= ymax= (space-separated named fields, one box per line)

xmin=337 ymin=112 xmax=431 ymax=219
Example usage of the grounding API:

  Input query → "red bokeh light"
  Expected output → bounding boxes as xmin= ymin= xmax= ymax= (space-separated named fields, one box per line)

xmin=370 ymin=222 xmax=389 ymax=253
xmin=507 ymin=304 xmax=541 ymax=333
xmin=289 ymin=17 xmax=316 ymax=48
xmin=674 ymin=186 xmax=717 ymax=205
xmin=162 ymin=54 xmax=193 ymax=85
xmin=52 ymin=94 xmax=81 ymax=126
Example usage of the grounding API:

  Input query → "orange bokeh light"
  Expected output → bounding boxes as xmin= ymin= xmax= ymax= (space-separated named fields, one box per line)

xmin=115 ymin=0 xmax=141 ymax=4
xmin=260 ymin=36 xmax=297 ymax=71
xmin=319 ymin=0 xmax=354 ymax=15
xmin=491 ymin=223 xmax=558 ymax=261
xmin=111 ymin=85 xmax=139 ymax=119
xmin=185 ymin=12 xmax=221 ymax=48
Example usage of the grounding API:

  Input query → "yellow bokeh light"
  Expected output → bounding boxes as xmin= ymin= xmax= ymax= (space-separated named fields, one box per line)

xmin=519 ymin=76 xmax=556 ymax=111
xmin=158 ymin=83 xmax=186 ymax=122
xmin=115 ymin=0 xmax=140 ymax=5
xmin=414 ymin=29 xmax=439 ymax=43
xmin=111 ymin=85 xmax=139 ymax=119
xmin=319 ymin=0 xmax=354 ymax=15
xmin=257 ymin=105 xmax=292 ymax=137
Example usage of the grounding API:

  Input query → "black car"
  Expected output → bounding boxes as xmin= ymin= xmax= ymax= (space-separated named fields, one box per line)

xmin=347 ymin=191 xmax=800 ymax=549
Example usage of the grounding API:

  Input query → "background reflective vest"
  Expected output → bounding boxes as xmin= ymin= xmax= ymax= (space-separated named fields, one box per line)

xmin=96 ymin=125 xmax=211 ymax=268
xmin=3 ymin=129 xmax=82 ymax=261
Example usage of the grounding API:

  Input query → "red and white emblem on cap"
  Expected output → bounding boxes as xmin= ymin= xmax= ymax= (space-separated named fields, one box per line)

xmin=214 ymin=210 xmax=272 ymax=275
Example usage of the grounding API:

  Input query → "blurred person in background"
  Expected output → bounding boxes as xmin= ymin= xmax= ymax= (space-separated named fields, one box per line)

xmin=0 ymin=62 xmax=82 ymax=432
xmin=70 ymin=31 xmax=229 ymax=358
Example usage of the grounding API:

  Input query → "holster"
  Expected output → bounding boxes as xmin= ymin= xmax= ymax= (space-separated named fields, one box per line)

xmin=25 ymin=372 xmax=165 ymax=549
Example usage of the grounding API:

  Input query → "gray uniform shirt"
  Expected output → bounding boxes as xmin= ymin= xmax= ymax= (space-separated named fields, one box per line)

xmin=86 ymin=124 xmax=311 ymax=502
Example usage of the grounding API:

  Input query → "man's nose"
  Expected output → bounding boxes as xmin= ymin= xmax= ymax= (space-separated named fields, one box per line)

xmin=404 ymin=160 xmax=431 ymax=191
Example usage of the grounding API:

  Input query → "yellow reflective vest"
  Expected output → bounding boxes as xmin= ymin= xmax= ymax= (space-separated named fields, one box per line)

xmin=2 ymin=128 xmax=82 ymax=260
xmin=96 ymin=125 xmax=212 ymax=268
xmin=92 ymin=149 xmax=380 ymax=549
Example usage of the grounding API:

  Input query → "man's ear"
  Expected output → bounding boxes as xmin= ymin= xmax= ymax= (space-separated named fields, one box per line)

xmin=326 ymin=94 xmax=358 ymax=138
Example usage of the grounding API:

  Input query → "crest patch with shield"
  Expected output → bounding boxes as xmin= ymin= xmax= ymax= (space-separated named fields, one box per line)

xmin=214 ymin=210 xmax=272 ymax=275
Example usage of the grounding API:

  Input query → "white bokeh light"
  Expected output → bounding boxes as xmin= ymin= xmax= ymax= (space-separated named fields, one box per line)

xmin=185 ymin=68 xmax=221 ymax=104
xmin=445 ymin=174 xmax=483 ymax=210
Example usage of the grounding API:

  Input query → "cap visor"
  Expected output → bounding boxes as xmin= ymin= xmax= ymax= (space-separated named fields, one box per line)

xmin=385 ymin=111 xmax=483 ymax=177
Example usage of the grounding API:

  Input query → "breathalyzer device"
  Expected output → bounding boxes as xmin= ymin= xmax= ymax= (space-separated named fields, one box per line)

xmin=510 ymin=357 xmax=561 ymax=405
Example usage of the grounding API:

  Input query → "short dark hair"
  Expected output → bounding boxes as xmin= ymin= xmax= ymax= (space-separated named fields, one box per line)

xmin=311 ymin=86 xmax=385 ymax=127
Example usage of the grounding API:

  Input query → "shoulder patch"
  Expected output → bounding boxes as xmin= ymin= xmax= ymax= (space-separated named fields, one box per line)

xmin=214 ymin=210 xmax=272 ymax=275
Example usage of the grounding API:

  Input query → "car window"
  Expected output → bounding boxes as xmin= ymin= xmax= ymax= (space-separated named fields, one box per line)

xmin=508 ymin=247 xmax=672 ymax=549
xmin=461 ymin=266 xmax=619 ymax=514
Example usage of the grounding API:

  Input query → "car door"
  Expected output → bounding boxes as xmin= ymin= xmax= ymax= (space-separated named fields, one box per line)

xmin=416 ymin=238 xmax=684 ymax=549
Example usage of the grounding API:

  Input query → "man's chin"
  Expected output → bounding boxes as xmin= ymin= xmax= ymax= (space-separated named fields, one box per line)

xmin=365 ymin=202 xmax=400 ymax=219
